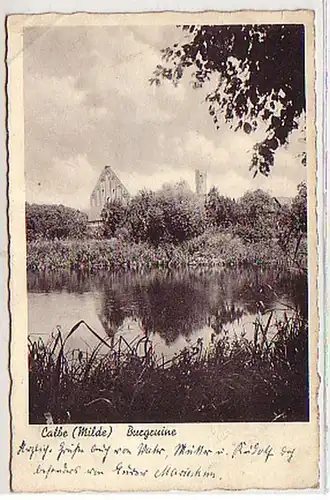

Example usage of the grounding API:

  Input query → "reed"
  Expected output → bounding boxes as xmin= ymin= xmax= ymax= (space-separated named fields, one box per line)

xmin=27 ymin=231 xmax=302 ymax=272
xmin=29 ymin=312 xmax=308 ymax=424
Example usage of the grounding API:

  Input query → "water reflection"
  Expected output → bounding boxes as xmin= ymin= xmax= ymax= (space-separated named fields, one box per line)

xmin=27 ymin=267 xmax=307 ymax=355
xmin=97 ymin=273 xmax=210 ymax=345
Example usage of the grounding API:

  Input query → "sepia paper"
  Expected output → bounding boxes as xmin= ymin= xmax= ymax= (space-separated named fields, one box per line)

xmin=7 ymin=10 xmax=319 ymax=492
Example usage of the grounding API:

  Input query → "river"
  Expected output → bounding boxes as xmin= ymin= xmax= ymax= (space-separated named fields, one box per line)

xmin=27 ymin=266 xmax=307 ymax=361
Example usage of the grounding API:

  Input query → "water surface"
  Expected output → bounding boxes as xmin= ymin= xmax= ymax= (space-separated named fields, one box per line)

xmin=27 ymin=267 xmax=307 ymax=360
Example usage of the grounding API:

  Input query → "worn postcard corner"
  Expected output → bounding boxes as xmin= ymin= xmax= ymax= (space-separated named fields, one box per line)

xmin=6 ymin=10 xmax=320 ymax=493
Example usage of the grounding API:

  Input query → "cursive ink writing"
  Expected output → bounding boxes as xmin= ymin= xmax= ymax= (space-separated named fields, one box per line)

xmin=17 ymin=440 xmax=52 ymax=461
xmin=86 ymin=467 xmax=104 ymax=476
xmin=174 ymin=443 xmax=213 ymax=457
xmin=90 ymin=443 xmax=112 ymax=464
xmin=33 ymin=462 xmax=81 ymax=479
xmin=137 ymin=443 xmax=166 ymax=456
xmin=15 ymin=425 xmax=299 ymax=485
xmin=280 ymin=446 xmax=296 ymax=463
xmin=232 ymin=441 xmax=275 ymax=462
xmin=113 ymin=461 xmax=148 ymax=477
xmin=56 ymin=441 xmax=84 ymax=461
xmin=154 ymin=464 xmax=216 ymax=479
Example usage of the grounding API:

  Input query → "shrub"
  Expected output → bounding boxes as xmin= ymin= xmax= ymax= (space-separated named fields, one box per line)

xmin=101 ymin=200 xmax=128 ymax=238
xmin=26 ymin=203 xmax=88 ymax=241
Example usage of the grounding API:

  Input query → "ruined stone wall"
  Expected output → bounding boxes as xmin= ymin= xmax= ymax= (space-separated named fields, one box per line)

xmin=89 ymin=166 xmax=130 ymax=221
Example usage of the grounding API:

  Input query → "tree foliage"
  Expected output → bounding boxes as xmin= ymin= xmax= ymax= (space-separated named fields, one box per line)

xmin=157 ymin=181 xmax=206 ymax=244
xmin=291 ymin=181 xmax=307 ymax=235
xmin=127 ymin=190 xmax=165 ymax=245
xmin=101 ymin=199 xmax=127 ymax=238
xmin=205 ymin=187 xmax=236 ymax=229
xmin=127 ymin=182 xmax=205 ymax=245
xmin=235 ymin=189 xmax=278 ymax=243
xmin=275 ymin=182 xmax=307 ymax=249
xmin=99 ymin=182 xmax=307 ymax=258
xmin=26 ymin=203 xmax=88 ymax=241
xmin=151 ymin=24 xmax=306 ymax=175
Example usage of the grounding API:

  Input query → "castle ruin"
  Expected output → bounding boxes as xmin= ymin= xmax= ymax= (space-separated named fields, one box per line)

xmin=195 ymin=169 xmax=207 ymax=197
xmin=89 ymin=166 xmax=207 ymax=222
xmin=89 ymin=166 xmax=130 ymax=221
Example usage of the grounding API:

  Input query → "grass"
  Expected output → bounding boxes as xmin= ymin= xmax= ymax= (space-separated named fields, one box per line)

xmin=27 ymin=229 xmax=307 ymax=272
xmin=29 ymin=312 xmax=309 ymax=424
xmin=27 ymin=238 xmax=175 ymax=271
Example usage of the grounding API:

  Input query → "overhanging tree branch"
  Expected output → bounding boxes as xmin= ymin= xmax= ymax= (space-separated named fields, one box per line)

xmin=150 ymin=24 xmax=306 ymax=176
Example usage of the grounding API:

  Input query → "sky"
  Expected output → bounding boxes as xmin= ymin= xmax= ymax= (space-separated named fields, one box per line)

xmin=23 ymin=25 xmax=307 ymax=211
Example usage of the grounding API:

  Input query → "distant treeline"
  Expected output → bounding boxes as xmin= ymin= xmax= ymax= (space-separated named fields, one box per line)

xmin=26 ymin=182 xmax=307 ymax=252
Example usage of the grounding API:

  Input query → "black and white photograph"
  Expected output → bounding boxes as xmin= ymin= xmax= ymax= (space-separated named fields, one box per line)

xmin=24 ymin=21 xmax=311 ymax=426
xmin=7 ymin=9 xmax=323 ymax=491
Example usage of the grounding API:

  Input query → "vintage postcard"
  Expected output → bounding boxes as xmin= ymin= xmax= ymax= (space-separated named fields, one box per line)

xmin=7 ymin=10 xmax=320 ymax=492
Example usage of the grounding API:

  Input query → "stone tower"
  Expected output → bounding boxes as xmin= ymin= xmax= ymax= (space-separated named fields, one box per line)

xmin=195 ymin=169 xmax=207 ymax=197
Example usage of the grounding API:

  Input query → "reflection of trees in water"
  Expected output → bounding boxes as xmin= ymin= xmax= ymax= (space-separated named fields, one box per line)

xmin=28 ymin=266 xmax=308 ymax=345
xmin=96 ymin=272 xmax=210 ymax=345
xmin=131 ymin=277 xmax=209 ymax=344
xmin=206 ymin=267 xmax=307 ymax=317
xmin=96 ymin=288 xmax=127 ymax=340
xmin=27 ymin=269 xmax=98 ymax=294
xmin=277 ymin=272 xmax=307 ymax=317
xmin=209 ymin=302 xmax=245 ymax=334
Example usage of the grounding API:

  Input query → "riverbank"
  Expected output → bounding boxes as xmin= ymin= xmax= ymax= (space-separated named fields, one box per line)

xmin=29 ymin=312 xmax=308 ymax=424
xmin=27 ymin=230 xmax=307 ymax=271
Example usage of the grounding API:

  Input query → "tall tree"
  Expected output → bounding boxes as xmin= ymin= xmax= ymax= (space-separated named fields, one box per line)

xmin=151 ymin=24 xmax=306 ymax=175
xmin=127 ymin=190 xmax=166 ymax=245
xmin=127 ymin=183 xmax=205 ymax=245
xmin=157 ymin=181 xmax=206 ymax=243
xmin=290 ymin=181 xmax=308 ymax=265
xmin=101 ymin=199 xmax=127 ymax=238
xmin=235 ymin=189 xmax=277 ymax=243
xmin=291 ymin=181 xmax=307 ymax=235
xmin=205 ymin=187 xmax=236 ymax=229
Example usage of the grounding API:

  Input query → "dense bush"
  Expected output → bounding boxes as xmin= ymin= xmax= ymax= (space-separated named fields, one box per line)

xmin=205 ymin=187 xmax=237 ymax=229
xmin=26 ymin=203 xmax=88 ymax=241
xmin=101 ymin=182 xmax=206 ymax=246
xmin=101 ymin=200 xmax=127 ymax=238
xmin=234 ymin=189 xmax=278 ymax=243
xmin=204 ymin=186 xmax=291 ymax=244
xmin=203 ymin=184 xmax=307 ymax=268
